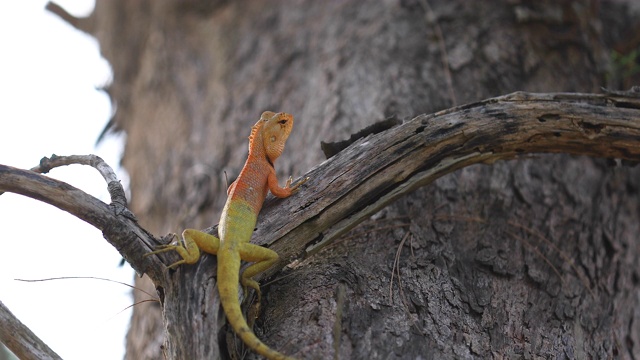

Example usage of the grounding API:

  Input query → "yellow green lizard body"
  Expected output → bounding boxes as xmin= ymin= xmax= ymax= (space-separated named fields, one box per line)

xmin=148 ymin=111 xmax=304 ymax=360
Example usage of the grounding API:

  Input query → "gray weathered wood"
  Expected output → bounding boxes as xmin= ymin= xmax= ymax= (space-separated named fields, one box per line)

xmin=255 ymin=91 xmax=640 ymax=278
xmin=2 ymin=90 xmax=639 ymax=359
xmin=0 ymin=301 xmax=62 ymax=360
xmin=0 ymin=164 xmax=165 ymax=284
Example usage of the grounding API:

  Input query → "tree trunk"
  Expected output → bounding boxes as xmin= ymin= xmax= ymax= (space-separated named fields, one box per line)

xmin=54 ymin=0 xmax=640 ymax=358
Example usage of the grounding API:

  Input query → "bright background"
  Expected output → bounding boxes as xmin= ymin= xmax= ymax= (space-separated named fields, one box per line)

xmin=0 ymin=1 xmax=134 ymax=359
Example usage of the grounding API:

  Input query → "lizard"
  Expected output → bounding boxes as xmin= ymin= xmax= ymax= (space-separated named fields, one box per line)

xmin=146 ymin=111 xmax=306 ymax=360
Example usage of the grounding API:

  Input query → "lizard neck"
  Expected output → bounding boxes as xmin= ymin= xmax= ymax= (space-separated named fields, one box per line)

xmin=247 ymin=121 xmax=270 ymax=165
xmin=223 ymin=121 xmax=271 ymax=219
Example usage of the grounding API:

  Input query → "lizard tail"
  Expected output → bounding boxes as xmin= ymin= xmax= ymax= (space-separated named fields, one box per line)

xmin=223 ymin=301 xmax=295 ymax=360
xmin=218 ymin=254 xmax=295 ymax=360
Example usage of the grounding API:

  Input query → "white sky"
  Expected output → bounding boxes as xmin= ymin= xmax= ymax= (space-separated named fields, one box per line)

xmin=0 ymin=1 xmax=134 ymax=359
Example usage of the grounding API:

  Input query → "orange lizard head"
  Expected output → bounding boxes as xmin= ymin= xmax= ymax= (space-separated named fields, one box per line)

xmin=257 ymin=111 xmax=294 ymax=163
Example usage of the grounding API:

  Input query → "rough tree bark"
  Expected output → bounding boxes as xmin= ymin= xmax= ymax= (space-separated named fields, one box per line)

xmin=45 ymin=0 xmax=640 ymax=359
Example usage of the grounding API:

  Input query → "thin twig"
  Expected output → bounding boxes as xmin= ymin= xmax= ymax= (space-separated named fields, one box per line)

xmin=508 ymin=221 xmax=595 ymax=297
xmin=15 ymin=276 xmax=158 ymax=300
xmin=505 ymin=230 xmax=565 ymax=286
xmin=107 ymin=299 xmax=160 ymax=322
xmin=30 ymin=154 xmax=118 ymax=183
xmin=389 ymin=232 xmax=422 ymax=334
xmin=0 ymin=154 xmax=132 ymax=220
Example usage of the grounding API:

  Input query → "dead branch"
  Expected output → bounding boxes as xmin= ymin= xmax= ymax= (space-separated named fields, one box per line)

xmin=0 ymin=301 xmax=62 ymax=360
xmin=45 ymin=1 xmax=94 ymax=34
xmin=0 ymin=154 xmax=130 ymax=213
xmin=30 ymin=154 xmax=119 ymax=183
xmin=0 ymin=163 xmax=163 ymax=282
xmin=253 ymin=90 xmax=640 ymax=279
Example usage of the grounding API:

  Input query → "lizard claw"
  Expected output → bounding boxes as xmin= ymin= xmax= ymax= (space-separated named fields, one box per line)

xmin=289 ymin=176 xmax=309 ymax=193
xmin=144 ymin=233 xmax=181 ymax=257
xmin=166 ymin=259 xmax=186 ymax=269
xmin=247 ymin=301 xmax=261 ymax=328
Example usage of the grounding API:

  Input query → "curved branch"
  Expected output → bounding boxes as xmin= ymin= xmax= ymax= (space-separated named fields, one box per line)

xmin=252 ymin=90 xmax=640 ymax=277
xmin=34 ymin=154 xmax=131 ymax=216
xmin=0 ymin=164 xmax=163 ymax=283
xmin=30 ymin=154 xmax=118 ymax=183
xmin=0 ymin=155 xmax=131 ymax=214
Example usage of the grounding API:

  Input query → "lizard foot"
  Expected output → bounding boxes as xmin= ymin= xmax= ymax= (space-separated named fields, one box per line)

xmin=143 ymin=233 xmax=189 ymax=269
xmin=287 ymin=176 xmax=310 ymax=193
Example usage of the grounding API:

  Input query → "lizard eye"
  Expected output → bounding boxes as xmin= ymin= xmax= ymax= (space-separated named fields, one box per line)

xmin=278 ymin=120 xmax=287 ymax=125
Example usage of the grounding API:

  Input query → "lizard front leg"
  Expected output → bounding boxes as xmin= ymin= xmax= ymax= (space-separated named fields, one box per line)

xmin=267 ymin=170 xmax=309 ymax=198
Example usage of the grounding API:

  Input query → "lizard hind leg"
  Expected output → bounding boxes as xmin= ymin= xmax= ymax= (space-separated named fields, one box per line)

xmin=172 ymin=229 xmax=221 ymax=268
xmin=238 ymin=243 xmax=280 ymax=327
xmin=144 ymin=233 xmax=191 ymax=268
xmin=238 ymin=243 xmax=280 ymax=303
xmin=181 ymin=229 xmax=221 ymax=256
xmin=146 ymin=229 xmax=221 ymax=269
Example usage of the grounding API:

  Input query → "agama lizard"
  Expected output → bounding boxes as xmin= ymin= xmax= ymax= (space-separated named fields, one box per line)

xmin=147 ymin=111 xmax=306 ymax=360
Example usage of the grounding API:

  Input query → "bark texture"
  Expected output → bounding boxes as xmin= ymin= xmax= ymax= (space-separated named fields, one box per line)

xmin=56 ymin=0 xmax=640 ymax=358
